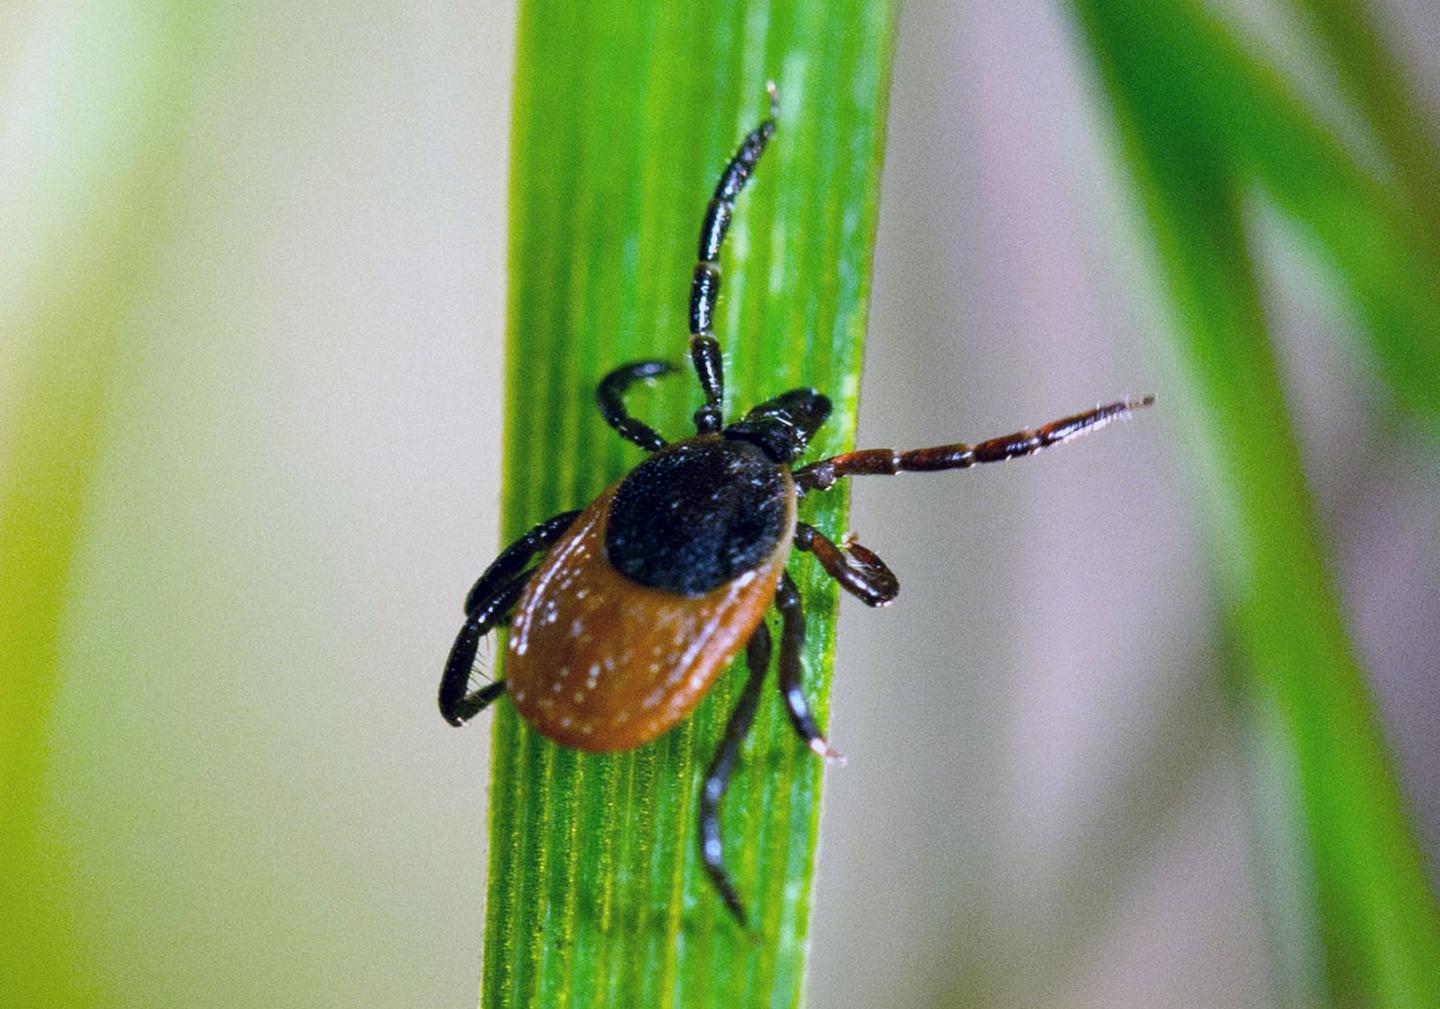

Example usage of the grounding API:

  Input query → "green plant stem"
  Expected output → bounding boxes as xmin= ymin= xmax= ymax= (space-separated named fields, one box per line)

xmin=1070 ymin=1 xmax=1440 ymax=1006
xmin=479 ymin=3 xmax=897 ymax=1007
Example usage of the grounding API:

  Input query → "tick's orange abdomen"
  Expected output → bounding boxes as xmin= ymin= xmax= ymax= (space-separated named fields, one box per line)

xmin=506 ymin=481 xmax=794 ymax=751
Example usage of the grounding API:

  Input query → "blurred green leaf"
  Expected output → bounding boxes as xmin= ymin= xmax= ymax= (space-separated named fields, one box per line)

xmin=1079 ymin=0 xmax=1440 ymax=429
xmin=478 ymin=2 xmax=897 ymax=1007
xmin=1069 ymin=0 xmax=1440 ymax=1006
xmin=1288 ymin=0 xmax=1440 ymax=235
xmin=0 ymin=5 xmax=210 ymax=1007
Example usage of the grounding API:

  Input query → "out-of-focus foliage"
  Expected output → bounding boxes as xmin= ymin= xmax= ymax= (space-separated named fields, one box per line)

xmin=1070 ymin=0 xmax=1440 ymax=1005
xmin=1 ymin=6 xmax=209 ymax=1006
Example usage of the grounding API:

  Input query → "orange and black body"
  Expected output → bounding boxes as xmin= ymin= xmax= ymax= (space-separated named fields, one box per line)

xmin=507 ymin=436 xmax=795 ymax=751
xmin=437 ymin=86 xmax=1153 ymax=925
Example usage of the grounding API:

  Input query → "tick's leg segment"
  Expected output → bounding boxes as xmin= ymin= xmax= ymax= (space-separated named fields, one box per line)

xmin=443 ymin=678 xmax=507 ymax=725
xmin=690 ymin=86 xmax=779 ymax=435
xmin=699 ymin=621 xmax=773 ymax=926
xmin=439 ymin=573 xmax=530 ymax=727
xmin=794 ymin=396 xmax=1156 ymax=492
xmin=596 ymin=360 xmax=678 ymax=452
xmin=462 ymin=510 xmax=581 ymax=615
xmin=775 ymin=571 xmax=841 ymax=761
xmin=443 ymin=510 xmax=581 ymax=726
xmin=794 ymin=523 xmax=899 ymax=607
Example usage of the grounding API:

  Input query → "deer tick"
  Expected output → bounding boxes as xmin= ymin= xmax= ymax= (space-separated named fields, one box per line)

xmin=439 ymin=84 xmax=1153 ymax=924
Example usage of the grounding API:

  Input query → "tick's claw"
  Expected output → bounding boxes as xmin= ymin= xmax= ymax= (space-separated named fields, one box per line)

xmin=809 ymin=736 xmax=846 ymax=766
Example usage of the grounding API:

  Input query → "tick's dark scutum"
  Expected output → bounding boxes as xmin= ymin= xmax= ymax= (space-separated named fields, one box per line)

xmin=604 ymin=437 xmax=792 ymax=596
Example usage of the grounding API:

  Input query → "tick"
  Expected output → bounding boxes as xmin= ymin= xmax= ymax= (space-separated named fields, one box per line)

xmin=440 ymin=85 xmax=1153 ymax=925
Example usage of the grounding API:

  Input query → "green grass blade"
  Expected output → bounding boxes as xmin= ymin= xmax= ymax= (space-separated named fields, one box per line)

xmin=479 ymin=3 xmax=897 ymax=1007
xmin=1069 ymin=1 xmax=1440 ymax=1006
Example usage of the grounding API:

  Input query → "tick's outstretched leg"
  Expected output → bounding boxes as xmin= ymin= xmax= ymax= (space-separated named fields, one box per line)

xmin=597 ymin=360 xmax=678 ymax=452
xmin=690 ymin=85 xmax=778 ymax=435
xmin=775 ymin=571 xmax=842 ymax=761
xmin=699 ymin=621 xmax=772 ymax=925
xmin=793 ymin=396 xmax=1155 ymax=492
xmin=794 ymin=522 xmax=899 ymax=607
xmin=440 ymin=510 xmax=580 ymax=726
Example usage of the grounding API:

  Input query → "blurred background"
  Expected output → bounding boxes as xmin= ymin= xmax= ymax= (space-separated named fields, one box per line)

xmin=3 ymin=1 xmax=1437 ymax=1007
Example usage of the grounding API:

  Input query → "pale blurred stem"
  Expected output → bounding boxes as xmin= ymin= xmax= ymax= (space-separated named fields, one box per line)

xmin=1288 ymin=0 xmax=1440 ymax=241
xmin=0 ymin=347 xmax=117 ymax=1006
xmin=0 ymin=7 xmax=206 ymax=1006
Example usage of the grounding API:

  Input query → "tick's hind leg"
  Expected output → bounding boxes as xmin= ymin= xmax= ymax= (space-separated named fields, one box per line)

xmin=441 ymin=510 xmax=581 ymax=726
xmin=794 ymin=522 xmax=898 ymax=607
xmin=597 ymin=360 xmax=678 ymax=452
xmin=689 ymin=85 xmax=778 ymax=435
xmin=699 ymin=621 xmax=772 ymax=926
xmin=775 ymin=572 xmax=843 ymax=761
xmin=793 ymin=396 xmax=1155 ymax=491
xmin=438 ymin=574 xmax=528 ymax=726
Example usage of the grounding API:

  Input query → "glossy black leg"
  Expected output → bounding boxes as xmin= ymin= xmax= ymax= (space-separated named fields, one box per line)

xmin=439 ymin=573 xmax=529 ymax=727
xmin=442 ymin=510 xmax=581 ymax=726
xmin=462 ymin=510 xmax=580 ymax=615
xmin=690 ymin=84 xmax=778 ymax=435
xmin=793 ymin=396 xmax=1156 ymax=491
xmin=699 ymin=620 xmax=772 ymax=926
xmin=794 ymin=523 xmax=899 ymax=607
xmin=596 ymin=360 xmax=679 ymax=452
xmin=774 ymin=571 xmax=841 ymax=760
